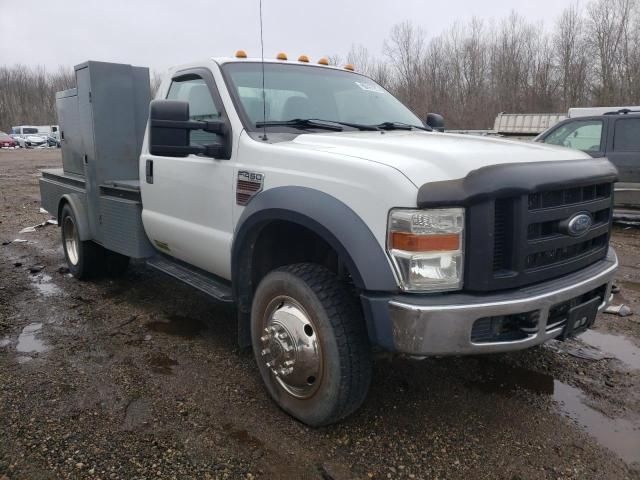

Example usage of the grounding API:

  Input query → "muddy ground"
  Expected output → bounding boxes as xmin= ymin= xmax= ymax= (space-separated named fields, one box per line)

xmin=1 ymin=148 xmax=639 ymax=480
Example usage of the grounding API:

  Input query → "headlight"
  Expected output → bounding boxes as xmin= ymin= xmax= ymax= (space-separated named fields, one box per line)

xmin=387 ymin=208 xmax=465 ymax=292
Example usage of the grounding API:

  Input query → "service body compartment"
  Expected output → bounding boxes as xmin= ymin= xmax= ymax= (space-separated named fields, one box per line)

xmin=40 ymin=61 xmax=154 ymax=259
xmin=56 ymin=89 xmax=84 ymax=175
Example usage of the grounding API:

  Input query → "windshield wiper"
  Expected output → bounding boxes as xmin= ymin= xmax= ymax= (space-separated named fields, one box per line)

xmin=255 ymin=118 xmax=383 ymax=132
xmin=375 ymin=121 xmax=432 ymax=132
xmin=307 ymin=119 xmax=380 ymax=131
xmin=255 ymin=119 xmax=343 ymax=131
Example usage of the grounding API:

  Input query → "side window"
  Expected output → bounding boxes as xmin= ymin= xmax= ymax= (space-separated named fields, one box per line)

xmin=613 ymin=118 xmax=640 ymax=151
xmin=166 ymin=76 xmax=221 ymax=147
xmin=544 ymin=120 xmax=603 ymax=152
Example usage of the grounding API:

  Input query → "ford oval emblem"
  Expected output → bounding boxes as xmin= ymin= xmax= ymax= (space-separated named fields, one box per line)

xmin=567 ymin=212 xmax=593 ymax=237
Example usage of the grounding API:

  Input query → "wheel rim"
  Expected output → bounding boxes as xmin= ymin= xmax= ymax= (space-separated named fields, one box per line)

xmin=63 ymin=215 xmax=79 ymax=266
xmin=260 ymin=296 xmax=323 ymax=399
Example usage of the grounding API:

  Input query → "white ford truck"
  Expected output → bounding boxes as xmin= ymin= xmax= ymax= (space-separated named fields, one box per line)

xmin=40 ymin=57 xmax=618 ymax=426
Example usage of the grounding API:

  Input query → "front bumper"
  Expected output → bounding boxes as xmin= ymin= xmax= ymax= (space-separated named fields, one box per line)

xmin=362 ymin=248 xmax=617 ymax=355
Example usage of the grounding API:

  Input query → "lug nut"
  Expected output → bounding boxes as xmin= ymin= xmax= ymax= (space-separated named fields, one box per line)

xmin=260 ymin=335 xmax=269 ymax=342
xmin=261 ymin=348 xmax=270 ymax=356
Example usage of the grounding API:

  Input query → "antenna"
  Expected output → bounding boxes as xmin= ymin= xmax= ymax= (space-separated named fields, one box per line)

xmin=259 ymin=0 xmax=267 ymax=141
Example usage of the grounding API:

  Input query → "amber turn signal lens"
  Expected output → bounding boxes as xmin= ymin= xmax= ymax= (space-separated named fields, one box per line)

xmin=391 ymin=232 xmax=460 ymax=252
xmin=235 ymin=50 xmax=247 ymax=58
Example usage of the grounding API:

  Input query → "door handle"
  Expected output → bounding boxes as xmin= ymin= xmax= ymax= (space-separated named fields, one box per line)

xmin=146 ymin=159 xmax=154 ymax=184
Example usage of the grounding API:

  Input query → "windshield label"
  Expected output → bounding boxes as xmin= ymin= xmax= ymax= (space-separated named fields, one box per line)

xmin=354 ymin=81 xmax=384 ymax=93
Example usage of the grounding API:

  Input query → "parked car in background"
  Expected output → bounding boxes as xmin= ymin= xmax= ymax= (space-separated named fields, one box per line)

xmin=536 ymin=109 xmax=640 ymax=219
xmin=46 ymin=134 xmax=61 ymax=148
xmin=11 ymin=126 xmax=47 ymax=148
xmin=0 ymin=132 xmax=17 ymax=148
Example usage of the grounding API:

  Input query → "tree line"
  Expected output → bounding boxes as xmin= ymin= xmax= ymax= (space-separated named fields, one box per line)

xmin=1 ymin=0 xmax=638 ymax=133
xmin=341 ymin=0 xmax=640 ymax=129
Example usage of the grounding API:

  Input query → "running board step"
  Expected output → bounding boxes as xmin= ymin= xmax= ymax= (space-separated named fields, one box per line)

xmin=146 ymin=256 xmax=233 ymax=302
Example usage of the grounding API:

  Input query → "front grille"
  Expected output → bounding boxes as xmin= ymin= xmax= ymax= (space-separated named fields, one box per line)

xmin=528 ymin=184 xmax=611 ymax=210
xmin=465 ymin=182 xmax=613 ymax=291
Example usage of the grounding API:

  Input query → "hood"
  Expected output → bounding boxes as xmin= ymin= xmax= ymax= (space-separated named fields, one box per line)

xmin=285 ymin=131 xmax=592 ymax=187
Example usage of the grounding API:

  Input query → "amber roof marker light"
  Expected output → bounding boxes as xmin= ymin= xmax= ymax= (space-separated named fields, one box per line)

xmin=298 ymin=55 xmax=310 ymax=63
xmin=344 ymin=64 xmax=354 ymax=71
xmin=235 ymin=50 xmax=248 ymax=58
xmin=276 ymin=52 xmax=288 ymax=60
xmin=317 ymin=57 xmax=329 ymax=65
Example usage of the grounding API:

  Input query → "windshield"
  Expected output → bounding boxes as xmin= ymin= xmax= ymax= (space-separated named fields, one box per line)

xmin=0 ymin=132 xmax=11 ymax=140
xmin=222 ymin=62 xmax=423 ymax=131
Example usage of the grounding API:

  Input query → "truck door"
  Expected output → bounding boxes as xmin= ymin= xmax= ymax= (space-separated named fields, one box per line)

xmin=605 ymin=116 xmax=640 ymax=209
xmin=140 ymin=68 xmax=234 ymax=280
xmin=605 ymin=116 xmax=640 ymax=183
xmin=540 ymin=118 xmax=607 ymax=158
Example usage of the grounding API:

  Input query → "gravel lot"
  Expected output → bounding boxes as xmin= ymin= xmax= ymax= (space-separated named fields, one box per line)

xmin=1 ymin=149 xmax=639 ymax=480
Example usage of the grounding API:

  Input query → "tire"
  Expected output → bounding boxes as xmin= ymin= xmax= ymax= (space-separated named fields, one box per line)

xmin=102 ymin=249 xmax=130 ymax=277
xmin=251 ymin=263 xmax=372 ymax=426
xmin=60 ymin=204 xmax=103 ymax=280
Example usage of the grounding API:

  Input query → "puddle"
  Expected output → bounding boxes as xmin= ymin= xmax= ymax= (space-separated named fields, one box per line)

xmin=579 ymin=330 xmax=640 ymax=370
xmin=474 ymin=365 xmax=554 ymax=395
xmin=475 ymin=365 xmax=640 ymax=465
xmin=16 ymin=322 xmax=48 ymax=353
xmin=148 ymin=353 xmax=178 ymax=374
xmin=145 ymin=315 xmax=205 ymax=337
xmin=30 ymin=273 xmax=62 ymax=297
xmin=554 ymin=381 xmax=640 ymax=465
xmin=222 ymin=423 xmax=264 ymax=449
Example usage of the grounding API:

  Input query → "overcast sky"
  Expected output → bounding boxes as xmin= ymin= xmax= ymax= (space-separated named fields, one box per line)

xmin=1 ymin=0 xmax=578 ymax=73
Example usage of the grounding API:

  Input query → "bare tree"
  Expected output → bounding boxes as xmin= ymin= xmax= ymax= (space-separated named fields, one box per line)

xmin=150 ymin=70 xmax=163 ymax=98
xmin=383 ymin=21 xmax=426 ymax=113
xmin=587 ymin=0 xmax=634 ymax=104
xmin=0 ymin=65 xmax=74 ymax=133
xmin=554 ymin=4 xmax=590 ymax=109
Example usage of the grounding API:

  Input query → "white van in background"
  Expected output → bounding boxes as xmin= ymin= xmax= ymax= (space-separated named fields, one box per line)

xmin=10 ymin=125 xmax=59 ymax=147
xmin=11 ymin=125 xmax=47 ymax=148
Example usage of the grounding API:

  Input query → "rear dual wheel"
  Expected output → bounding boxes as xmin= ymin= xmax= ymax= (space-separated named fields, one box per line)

xmin=60 ymin=204 xmax=129 ymax=279
xmin=251 ymin=263 xmax=372 ymax=426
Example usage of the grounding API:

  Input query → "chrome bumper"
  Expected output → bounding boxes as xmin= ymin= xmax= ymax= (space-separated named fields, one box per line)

xmin=384 ymin=249 xmax=617 ymax=355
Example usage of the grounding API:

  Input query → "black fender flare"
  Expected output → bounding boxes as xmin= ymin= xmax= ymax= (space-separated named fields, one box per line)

xmin=232 ymin=186 xmax=398 ymax=346
xmin=58 ymin=193 xmax=91 ymax=241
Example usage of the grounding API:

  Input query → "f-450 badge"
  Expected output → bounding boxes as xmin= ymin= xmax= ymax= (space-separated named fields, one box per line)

xmin=236 ymin=171 xmax=264 ymax=206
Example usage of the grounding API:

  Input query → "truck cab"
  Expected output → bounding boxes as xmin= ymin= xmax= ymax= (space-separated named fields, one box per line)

xmin=40 ymin=58 xmax=618 ymax=426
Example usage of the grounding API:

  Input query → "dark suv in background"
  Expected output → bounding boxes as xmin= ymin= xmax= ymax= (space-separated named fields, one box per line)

xmin=536 ymin=109 xmax=640 ymax=219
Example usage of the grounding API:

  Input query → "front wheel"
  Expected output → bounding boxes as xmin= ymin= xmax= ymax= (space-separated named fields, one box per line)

xmin=251 ymin=263 xmax=372 ymax=426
